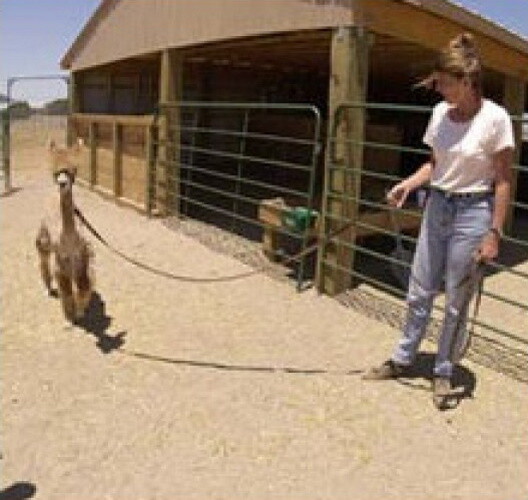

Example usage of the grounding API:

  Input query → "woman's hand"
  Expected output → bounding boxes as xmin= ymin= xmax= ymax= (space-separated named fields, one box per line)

xmin=387 ymin=159 xmax=433 ymax=208
xmin=474 ymin=230 xmax=500 ymax=263
xmin=386 ymin=181 xmax=411 ymax=208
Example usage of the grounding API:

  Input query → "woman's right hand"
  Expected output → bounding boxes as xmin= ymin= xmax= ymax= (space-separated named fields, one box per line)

xmin=386 ymin=181 xmax=411 ymax=208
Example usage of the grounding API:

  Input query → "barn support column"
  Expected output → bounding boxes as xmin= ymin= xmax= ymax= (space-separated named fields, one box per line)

xmin=67 ymin=72 xmax=81 ymax=146
xmin=503 ymin=76 xmax=526 ymax=233
xmin=317 ymin=26 xmax=370 ymax=296
xmin=107 ymin=75 xmax=115 ymax=113
xmin=158 ymin=48 xmax=183 ymax=216
xmin=112 ymin=121 xmax=122 ymax=198
xmin=88 ymin=121 xmax=97 ymax=188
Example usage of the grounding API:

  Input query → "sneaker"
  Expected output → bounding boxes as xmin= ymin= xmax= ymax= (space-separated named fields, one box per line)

xmin=432 ymin=377 xmax=452 ymax=410
xmin=362 ymin=359 xmax=408 ymax=380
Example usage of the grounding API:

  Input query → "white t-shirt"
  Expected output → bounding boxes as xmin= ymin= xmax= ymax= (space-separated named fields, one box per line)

xmin=423 ymin=99 xmax=515 ymax=193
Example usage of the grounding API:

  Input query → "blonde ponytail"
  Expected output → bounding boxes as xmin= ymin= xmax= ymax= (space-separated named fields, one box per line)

xmin=417 ymin=32 xmax=482 ymax=92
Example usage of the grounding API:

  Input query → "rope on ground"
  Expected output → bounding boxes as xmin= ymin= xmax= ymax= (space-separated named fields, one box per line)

xmin=74 ymin=206 xmax=353 ymax=284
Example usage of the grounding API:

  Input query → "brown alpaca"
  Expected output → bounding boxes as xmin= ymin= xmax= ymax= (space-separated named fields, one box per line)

xmin=36 ymin=139 xmax=95 ymax=321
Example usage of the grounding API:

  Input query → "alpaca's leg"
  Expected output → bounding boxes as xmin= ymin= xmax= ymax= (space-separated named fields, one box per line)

xmin=74 ymin=288 xmax=93 ymax=319
xmin=74 ymin=282 xmax=92 ymax=319
xmin=39 ymin=251 xmax=53 ymax=294
xmin=36 ymin=224 xmax=53 ymax=295
xmin=56 ymin=271 xmax=76 ymax=321
xmin=73 ymin=246 xmax=94 ymax=319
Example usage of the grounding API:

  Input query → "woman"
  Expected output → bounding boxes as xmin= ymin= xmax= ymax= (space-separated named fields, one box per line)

xmin=364 ymin=33 xmax=515 ymax=409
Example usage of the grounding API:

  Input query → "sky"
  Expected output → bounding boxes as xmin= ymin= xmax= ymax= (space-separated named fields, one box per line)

xmin=0 ymin=0 xmax=527 ymax=106
xmin=0 ymin=0 xmax=99 ymax=105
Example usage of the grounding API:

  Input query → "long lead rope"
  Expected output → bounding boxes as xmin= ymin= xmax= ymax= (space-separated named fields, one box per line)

xmin=75 ymin=204 xmax=485 ymax=357
xmin=450 ymin=261 xmax=486 ymax=362
xmin=74 ymin=206 xmax=354 ymax=284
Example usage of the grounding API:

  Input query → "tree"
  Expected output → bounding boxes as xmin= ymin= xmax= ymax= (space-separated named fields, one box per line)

xmin=8 ymin=101 xmax=33 ymax=119
xmin=43 ymin=98 xmax=69 ymax=115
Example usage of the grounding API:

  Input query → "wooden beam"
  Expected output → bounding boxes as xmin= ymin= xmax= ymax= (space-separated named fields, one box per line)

xmin=106 ymin=74 xmax=113 ymax=113
xmin=317 ymin=26 xmax=370 ymax=296
xmin=70 ymin=73 xmax=82 ymax=114
xmin=503 ymin=77 xmax=526 ymax=234
xmin=184 ymin=29 xmax=332 ymax=57
xmin=71 ymin=113 xmax=154 ymax=127
xmin=112 ymin=122 xmax=122 ymax=198
xmin=158 ymin=49 xmax=183 ymax=216
xmin=359 ymin=0 xmax=528 ymax=81
xmin=170 ymin=52 xmax=183 ymax=217
xmin=144 ymin=124 xmax=155 ymax=215
xmin=67 ymin=73 xmax=80 ymax=146
xmin=88 ymin=121 xmax=98 ymax=188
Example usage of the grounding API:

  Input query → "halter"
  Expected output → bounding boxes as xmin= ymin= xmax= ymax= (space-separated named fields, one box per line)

xmin=54 ymin=167 xmax=76 ymax=185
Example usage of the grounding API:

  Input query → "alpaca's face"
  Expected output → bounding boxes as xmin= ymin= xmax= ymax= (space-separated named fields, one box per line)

xmin=55 ymin=170 xmax=75 ymax=193
xmin=48 ymin=138 xmax=83 ymax=186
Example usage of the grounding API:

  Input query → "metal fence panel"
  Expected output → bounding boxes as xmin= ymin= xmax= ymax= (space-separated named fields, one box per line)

xmin=320 ymin=101 xmax=528 ymax=381
xmin=153 ymin=101 xmax=322 ymax=289
xmin=1 ymin=110 xmax=10 ymax=191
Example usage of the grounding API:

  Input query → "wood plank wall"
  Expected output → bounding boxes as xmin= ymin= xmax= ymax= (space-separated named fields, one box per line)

xmin=69 ymin=113 xmax=155 ymax=212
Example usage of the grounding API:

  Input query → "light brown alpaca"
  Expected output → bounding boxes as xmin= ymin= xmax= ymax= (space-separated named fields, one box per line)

xmin=36 ymin=139 xmax=95 ymax=322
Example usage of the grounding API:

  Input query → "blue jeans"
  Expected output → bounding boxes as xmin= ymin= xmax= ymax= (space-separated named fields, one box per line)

xmin=392 ymin=189 xmax=493 ymax=378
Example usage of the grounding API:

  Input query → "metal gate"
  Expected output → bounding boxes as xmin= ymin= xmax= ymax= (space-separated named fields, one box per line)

xmin=153 ymin=101 xmax=323 ymax=288
xmin=1 ymin=75 xmax=69 ymax=193
xmin=0 ymin=110 xmax=7 ymax=189
xmin=319 ymin=101 xmax=528 ymax=381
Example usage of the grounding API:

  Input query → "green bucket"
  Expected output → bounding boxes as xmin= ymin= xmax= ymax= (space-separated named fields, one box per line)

xmin=282 ymin=207 xmax=318 ymax=233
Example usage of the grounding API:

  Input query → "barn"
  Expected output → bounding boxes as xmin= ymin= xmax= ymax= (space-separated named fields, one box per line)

xmin=61 ymin=0 xmax=528 ymax=294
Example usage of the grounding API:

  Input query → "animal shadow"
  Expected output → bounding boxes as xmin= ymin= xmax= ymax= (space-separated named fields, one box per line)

xmin=74 ymin=291 xmax=126 ymax=354
xmin=396 ymin=352 xmax=477 ymax=410
xmin=0 ymin=482 xmax=36 ymax=500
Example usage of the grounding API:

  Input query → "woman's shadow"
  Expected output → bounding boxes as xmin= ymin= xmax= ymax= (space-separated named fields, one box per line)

xmin=395 ymin=352 xmax=477 ymax=410
xmin=74 ymin=292 xmax=126 ymax=354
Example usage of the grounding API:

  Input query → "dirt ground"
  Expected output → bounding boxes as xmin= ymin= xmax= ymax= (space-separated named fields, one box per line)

xmin=1 ymin=123 xmax=527 ymax=499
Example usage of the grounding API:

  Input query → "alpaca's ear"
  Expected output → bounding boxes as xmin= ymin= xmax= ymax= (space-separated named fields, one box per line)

xmin=47 ymin=139 xmax=57 ymax=152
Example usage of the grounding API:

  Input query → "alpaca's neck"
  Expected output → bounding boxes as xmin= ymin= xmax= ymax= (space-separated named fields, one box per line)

xmin=60 ymin=190 xmax=76 ymax=232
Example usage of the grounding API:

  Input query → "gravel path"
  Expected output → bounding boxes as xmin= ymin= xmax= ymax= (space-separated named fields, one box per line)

xmin=1 ymin=129 xmax=527 ymax=499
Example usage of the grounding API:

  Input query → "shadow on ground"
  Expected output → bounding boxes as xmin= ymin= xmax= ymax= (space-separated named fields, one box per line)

xmin=118 ymin=347 xmax=364 ymax=377
xmin=395 ymin=352 xmax=477 ymax=410
xmin=75 ymin=292 xmax=126 ymax=354
xmin=0 ymin=482 xmax=36 ymax=500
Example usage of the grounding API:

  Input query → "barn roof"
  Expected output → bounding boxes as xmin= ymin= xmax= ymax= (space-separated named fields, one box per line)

xmin=61 ymin=0 xmax=528 ymax=81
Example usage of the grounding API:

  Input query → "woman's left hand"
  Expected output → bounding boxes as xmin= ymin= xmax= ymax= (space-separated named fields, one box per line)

xmin=474 ymin=230 xmax=500 ymax=262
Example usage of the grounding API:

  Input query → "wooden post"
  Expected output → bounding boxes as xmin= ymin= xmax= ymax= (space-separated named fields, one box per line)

xmin=158 ymin=49 xmax=183 ymax=216
xmin=1 ymin=109 xmax=9 ymax=193
xmin=316 ymin=26 xmax=370 ymax=296
xmin=134 ymin=74 xmax=140 ymax=111
xmin=112 ymin=121 xmax=122 ymax=198
xmin=503 ymin=77 xmax=526 ymax=234
xmin=67 ymin=72 xmax=81 ymax=147
xmin=89 ymin=121 xmax=97 ymax=188
xmin=145 ymin=123 xmax=154 ymax=215
xmin=107 ymin=74 xmax=114 ymax=113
